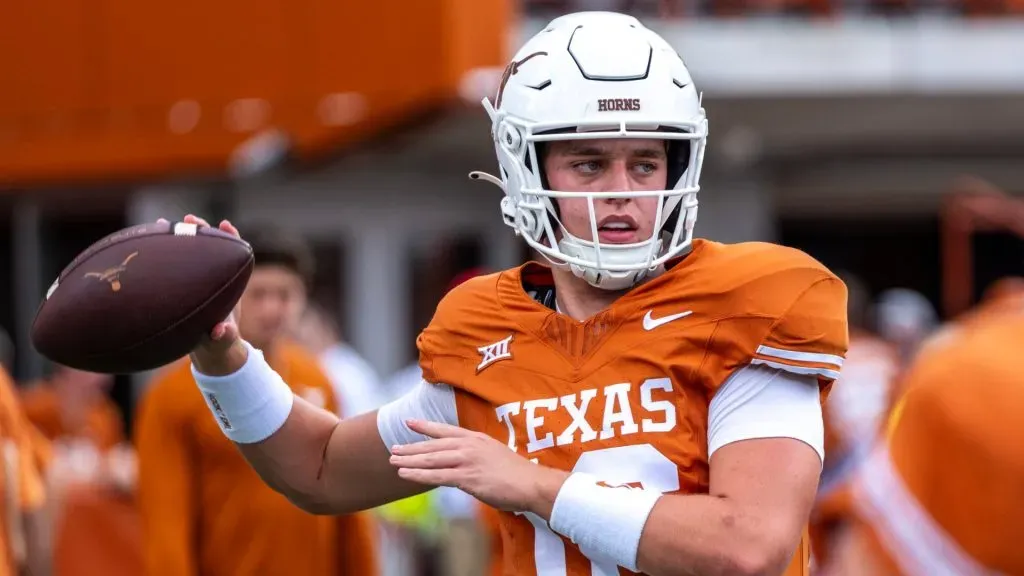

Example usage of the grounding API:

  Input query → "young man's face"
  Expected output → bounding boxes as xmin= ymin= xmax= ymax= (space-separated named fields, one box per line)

xmin=238 ymin=265 xmax=306 ymax=351
xmin=542 ymin=137 xmax=669 ymax=245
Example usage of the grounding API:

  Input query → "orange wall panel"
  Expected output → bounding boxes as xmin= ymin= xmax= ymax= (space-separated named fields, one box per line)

xmin=0 ymin=0 xmax=511 ymax=188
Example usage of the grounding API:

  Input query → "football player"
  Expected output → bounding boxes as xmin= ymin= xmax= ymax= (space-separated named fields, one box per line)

xmin=182 ymin=12 xmax=847 ymax=576
xmin=824 ymin=308 xmax=1024 ymax=576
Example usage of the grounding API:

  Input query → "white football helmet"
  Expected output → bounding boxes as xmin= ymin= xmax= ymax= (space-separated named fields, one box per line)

xmin=471 ymin=11 xmax=708 ymax=290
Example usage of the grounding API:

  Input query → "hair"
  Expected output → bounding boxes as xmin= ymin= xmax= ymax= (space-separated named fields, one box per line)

xmin=239 ymin=222 xmax=315 ymax=287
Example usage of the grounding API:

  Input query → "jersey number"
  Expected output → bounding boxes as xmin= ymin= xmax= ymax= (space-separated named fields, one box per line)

xmin=520 ymin=444 xmax=679 ymax=576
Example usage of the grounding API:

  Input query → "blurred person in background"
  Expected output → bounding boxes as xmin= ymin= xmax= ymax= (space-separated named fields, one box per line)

xmin=19 ymin=366 xmax=140 ymax=576
xmin=293 ymin=302 xmax=384 ymax=419
xmin=0 ymin=365 xmax=51 ymax=576
xmin=20 ymin=367 xmax=124 ymax=470
xmin=810 ymin=272 xmax=900 ymax=570
xmin=135 ymin=224 xmax=377 ymax=576
xmin=823 ymin=303 xmax=1024 ymax=576
xmin=874 ymin=288 xmax=938 ymax=366
xmin=811 ymin=275 xmax=1024 ymax=575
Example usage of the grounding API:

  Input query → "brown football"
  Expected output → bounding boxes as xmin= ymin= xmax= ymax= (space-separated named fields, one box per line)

xmin=31 ymin=221 xmax=254 ymax=374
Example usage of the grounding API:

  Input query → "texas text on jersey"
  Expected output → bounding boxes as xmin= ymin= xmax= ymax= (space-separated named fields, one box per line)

xmin=413 ymin=239 xmax=848 ymax=576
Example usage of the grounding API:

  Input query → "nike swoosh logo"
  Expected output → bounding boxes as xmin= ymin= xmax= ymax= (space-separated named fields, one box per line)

xmin=642 ymin=309 xmax=693 ymax=331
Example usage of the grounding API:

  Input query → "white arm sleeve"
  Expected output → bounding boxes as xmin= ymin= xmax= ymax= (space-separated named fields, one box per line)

xmin=376 ymin=379 xmax=459 ymax=452
xmin=707 ymin=364 xmax=824 ymax=462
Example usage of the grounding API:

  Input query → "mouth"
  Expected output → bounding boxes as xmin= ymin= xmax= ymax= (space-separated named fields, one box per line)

xmin=596 ymin=215 xmax=639 ymax=244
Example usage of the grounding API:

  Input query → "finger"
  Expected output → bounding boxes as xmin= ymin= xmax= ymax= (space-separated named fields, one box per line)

xmin=390 ymin=438 xmax=465 ymax=456
xmin=390 ymin=450 xmax=464 ymax=470
xmin=396 ymin=467 xmax=461 ymax=488
xmin=210 ymin=322 xmax=229 ymax=340
xmin=184 ymin=214 xmax=212 ymax=228
xmin=406 ymin=419 xmax=477 ymax=439
xmin=156 ymin=218 xmax=169 ymax=225
xmin=210 ymin=321 xmax=239 ymax=342
xmin=219 ymin=219 xmax=241 ymax=238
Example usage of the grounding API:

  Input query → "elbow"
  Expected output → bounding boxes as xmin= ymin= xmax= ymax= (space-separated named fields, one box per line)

xmin=287 ymin=493 xmax=341 ymax=516
xmin=278 ymin=482 xmax=364 ymax=516
xmin=277 ymin=484 xmax=346 ymax=515
xmin=260 ymin=476 xmax=338 ymax=516
xmin=722 ymin=549 xmax=786 ymax=576
xmin=719 ymin=531 xmax=794 ymax=576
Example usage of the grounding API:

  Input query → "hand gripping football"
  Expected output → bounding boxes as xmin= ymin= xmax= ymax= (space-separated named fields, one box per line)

xmin=31 ymin=221 xmax=254 ymax=374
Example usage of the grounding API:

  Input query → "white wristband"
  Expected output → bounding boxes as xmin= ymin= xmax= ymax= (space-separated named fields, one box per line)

xmin=191 ymin=341 xmax=295 ymax=444
xmin=549 ymin=472 xmax=663 ymax=572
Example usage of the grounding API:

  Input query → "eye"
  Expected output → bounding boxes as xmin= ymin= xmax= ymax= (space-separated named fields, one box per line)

xmin=634 ymin=162 xmax=658 ymax=175
xmin=572 ymin=160 xmax=602 ymax=174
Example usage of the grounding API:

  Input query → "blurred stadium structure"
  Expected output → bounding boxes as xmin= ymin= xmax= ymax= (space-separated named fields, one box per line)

xmin=0 ymin=0 xmax=1022 ymax=574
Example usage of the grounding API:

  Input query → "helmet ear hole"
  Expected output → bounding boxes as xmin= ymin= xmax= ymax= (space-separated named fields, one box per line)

xmin=517 ymin=209 xmax=534 ymax=232
xmin=500 ymin=123 xmax=523 ymax=153
xmin=517 ymin=208 xmax=541 ymax=239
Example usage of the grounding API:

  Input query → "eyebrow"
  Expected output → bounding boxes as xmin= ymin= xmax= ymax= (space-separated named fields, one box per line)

xmin=561 ymin=143 xmax=667 ymax=159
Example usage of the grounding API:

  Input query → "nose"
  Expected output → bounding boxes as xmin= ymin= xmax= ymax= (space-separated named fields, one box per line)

xmin=603 ymin=160 xmax=633 ymax=206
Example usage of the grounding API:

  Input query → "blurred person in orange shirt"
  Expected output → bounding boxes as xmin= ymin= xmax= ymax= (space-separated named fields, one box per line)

xmin=823 ymin=305 xmax=1024 ymax=576
xmin=20 ymin=367 xmax=141 ymax=576
xmin=811 ymin=274 xmax=1024 ymax=574
xmin=0 ymin=366 xmax=51 ymax=576
xmin=20 ymin=367 xmax=129 ymax=491
xmin=21 ymin=367 xmax=123 ymax=452
xmin=810 ymin=272 xmax=900 ymax=570
xmin=135 ymin=224 xmax=377 ymax=576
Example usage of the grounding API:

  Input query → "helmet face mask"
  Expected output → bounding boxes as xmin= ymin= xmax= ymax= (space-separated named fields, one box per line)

xmin=472 ymin=11 xmax=709 ymax=291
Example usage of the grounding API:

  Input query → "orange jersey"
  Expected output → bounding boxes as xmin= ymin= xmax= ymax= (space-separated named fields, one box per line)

xmin=417 ymin=239 xmax=849 ymax=576
xmin=135 ymin=340 xmax=377 ymax=576
xmin=838 ymin=311 xmax=1024 ymax=575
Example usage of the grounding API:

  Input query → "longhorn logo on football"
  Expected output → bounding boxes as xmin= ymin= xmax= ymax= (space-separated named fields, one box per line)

xmin=84 ymin=251 xmax=139 ymax=292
